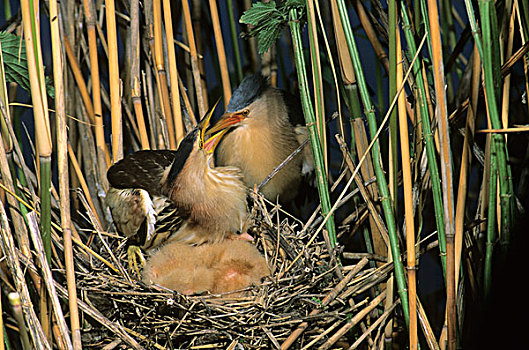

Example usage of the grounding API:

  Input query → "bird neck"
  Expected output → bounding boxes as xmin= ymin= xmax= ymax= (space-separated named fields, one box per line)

xmin=166 ymin=152 xmax=247 ymax=232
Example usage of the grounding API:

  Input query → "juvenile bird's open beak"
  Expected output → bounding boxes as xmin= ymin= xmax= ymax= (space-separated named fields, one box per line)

xmin=198 ymin=100 xmax=234 ymax=153
xmin=205 ymin=109 xmax=249 ymax=137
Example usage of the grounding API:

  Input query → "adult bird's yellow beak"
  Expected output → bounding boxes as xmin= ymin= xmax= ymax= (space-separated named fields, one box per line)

xmin=198 ymin=99 xmax=233 ymax=154
xmin=205 ymin=109 xmax=249 ymax=137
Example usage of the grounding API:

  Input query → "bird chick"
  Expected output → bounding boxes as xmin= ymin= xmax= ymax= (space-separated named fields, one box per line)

xmin=106 ymin=106 xmax=248 ymax=272
xmin=209 ymin=73 xmax=313 ymax=204
xmin=143 ymin=240 xmax=269 ymax=295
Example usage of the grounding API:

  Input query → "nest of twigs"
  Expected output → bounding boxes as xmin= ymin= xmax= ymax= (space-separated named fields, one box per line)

xmin=67 ymin=194 xmax=395 ymax=349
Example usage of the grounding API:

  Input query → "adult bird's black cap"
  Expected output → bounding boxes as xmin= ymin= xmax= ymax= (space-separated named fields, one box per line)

xmin=226 ymin=73 xmax=269 ymax=113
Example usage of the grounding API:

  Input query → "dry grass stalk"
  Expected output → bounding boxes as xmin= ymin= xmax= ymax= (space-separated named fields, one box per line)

xmin=27 ymin=212 xmax=73 ymax=349
xmin=152 ymin=0 xmax=176 ymax=149
xmin=0 ymin=201 xmax=50 ymax=349
xmin=426 ymin=0 xmax=456 ymax=348
xmin=182 ymin=0 xmax=207 ymax=118
xmin=396 ymin=27 xmax=417 ymax=349
xmin=130 ymin=0 xmax=150 ymax=150
xmin=162 ymin=0 xmax=185 ymax=144
xmin=105 ymin=0 xmax=123 ymax=162
xmin=48 ymin=0 xmax=82 ymax=346
xmin=208 ymin=0 xmax=232 ymax=107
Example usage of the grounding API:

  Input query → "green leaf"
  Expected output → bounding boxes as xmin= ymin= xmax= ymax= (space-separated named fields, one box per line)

xmin=240 ymin=1 xmax=282 ymax=27
xmin=1 ymin=31 xmax=55 ymax=99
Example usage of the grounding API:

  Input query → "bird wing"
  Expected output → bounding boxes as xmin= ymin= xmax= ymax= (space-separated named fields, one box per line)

xmin=107 ymin=150 xmax=177 ymax=196
xmin=106 ymin=187 xmax=187 ymax=250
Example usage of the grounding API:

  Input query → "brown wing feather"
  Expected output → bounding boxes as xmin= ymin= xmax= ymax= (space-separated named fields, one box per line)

xmin=107 ymin=150 xmax=177 ymax=196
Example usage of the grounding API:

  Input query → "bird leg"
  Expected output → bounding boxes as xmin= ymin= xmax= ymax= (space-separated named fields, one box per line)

xmin=127 ymin=245 xmax=146 ymax=277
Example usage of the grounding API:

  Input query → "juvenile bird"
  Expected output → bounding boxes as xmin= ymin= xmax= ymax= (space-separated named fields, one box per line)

xmin=106 ymin=107 xmax=248 ymax=272
xmin=208 ymin=74 xmax=313 ymax=204
xmin=143 ymin=239 xmax=269 ymax=295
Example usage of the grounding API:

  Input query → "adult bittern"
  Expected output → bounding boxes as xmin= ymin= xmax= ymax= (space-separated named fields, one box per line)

xmin=106 ymin=107 xmax=248 ymax=272
xmin=209 ymin=73 xmax=313 ymax=204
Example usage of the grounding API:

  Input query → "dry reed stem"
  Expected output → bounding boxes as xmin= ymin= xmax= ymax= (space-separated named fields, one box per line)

xmin=67 ymin=143 xmax=102 ymax=227
xmin=48 ymin=0 xmax=82 ymax=345
xmin=0 ymin=122 xmax=33 ymax=261
xmin=178 ymin=75 xmax=197 ymax=126
xmin=152 ymin=0 xmax=176 ymax=149
xmin=336 ymin=135 xmax=390 ymax=247
xmin=396 ymin=27 xmax=417 ymax=349
xmin=417 ymin=298 xmax=440 ymax=350
xmin=307 ymin=0 xmax=327 ymax=172
xmin=208 ymin=0 xmax=232 ymax=107
xmin=83 ymin=0 xmax=111 ymax=169
xmin=8 ymin=292 xmax=31 ymax=350
xmin=319 ymin=291 xmax=386 ymax=350
xmin=21 ymin=0 xmax=51 ymax=158
xmin=331 ymin=0 xmax=386 ymax=261
xmin=130 ymin=0 xmax=150 ymax=150
xmin=348 ymin=300 xmax=399 ymax=349
xmin=0 ymin=264 xmax=3 ymax=350
xmin=63 ymin=37 xmax=95 ymax=124
xmin=0 ymin=201 xmax=50 ymax=349
xmin=105 ymin=0 xmax=123 ymax=162
xmin=426 ymin=0 xmax=456 ymax=348
xmin=454 ymin=46 xmax=480 ymax=290
xmin=162 ymin=0 xmax=185 ymax=143
xmin=501 ymin=3 xmax=517 ymax=133
xmin=182 ymin=0 xmax=207 ymax=118
xmin=281 ymin=257 xmax=369 ymax=349
xmin=27 ymin=212 xmax=73 ymax=350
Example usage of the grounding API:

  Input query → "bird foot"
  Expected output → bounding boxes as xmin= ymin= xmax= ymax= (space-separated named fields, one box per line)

xmin=127 ymin=245 xmax=146 ymax=277
xmin=237 ymin=232 xmax=254 ymax=241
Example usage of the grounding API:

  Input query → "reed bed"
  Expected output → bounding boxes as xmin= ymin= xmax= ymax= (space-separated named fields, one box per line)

xmin=1 ymin=0 xmax=529 ymax=349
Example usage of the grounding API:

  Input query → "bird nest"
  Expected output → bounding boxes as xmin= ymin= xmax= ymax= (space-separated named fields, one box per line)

xmin=70 ymin=194 xmax=395 ymax=349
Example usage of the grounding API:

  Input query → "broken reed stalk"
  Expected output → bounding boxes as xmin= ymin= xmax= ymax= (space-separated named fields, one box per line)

xmin=8 ymin=293 xmax=30 ymax=350
xmin=288 ymin=8 xmax=337 ymax=246
xmin=208 ymin=0 xmax=232 ymax=107
xmin=48 ymin=0 xmax=82 ymax=346
xmin=182 ymin=0 xmax=207 ymax=118
xmin=396 ymin=27 xmax=417 ymax=350
xmin=426 ymin=0 xmax=457 ymax=348
xmin=27 ymin=212 xmax=73 ymax=350
xmin=455 ymin=46 xmax=480 ymax=290
xmin=162 ymin=0 xmax=185 ymax=143
xmin=82 ymin=0 xmax=111 ymax=170
xmin=349 ymin=300 xmax=399 ymax=349
xmin=0 ymin=201 xmax=50 ymax=349
xmin=281 ymin=257 xmax=370 ymax=349
xmin=21 ymin=0 xmax=53 ymax=263
xmin=130 ymin=0 xmax=150 ymax=150
xmin=319 ymin=291 xmax=386 ymax=350
xmin=334 ymin=0 xmax=410 ymax=326
xmin=105 ymin=0 xmax=123 ymax=162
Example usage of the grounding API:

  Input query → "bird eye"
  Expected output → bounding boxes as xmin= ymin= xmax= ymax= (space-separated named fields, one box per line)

xmin=242 ymin=109 xmax=250 ymax=116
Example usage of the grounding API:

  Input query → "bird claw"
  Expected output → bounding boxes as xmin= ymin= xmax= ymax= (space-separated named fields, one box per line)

xmin=127 ymin=245 xmax=146 ymax=277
